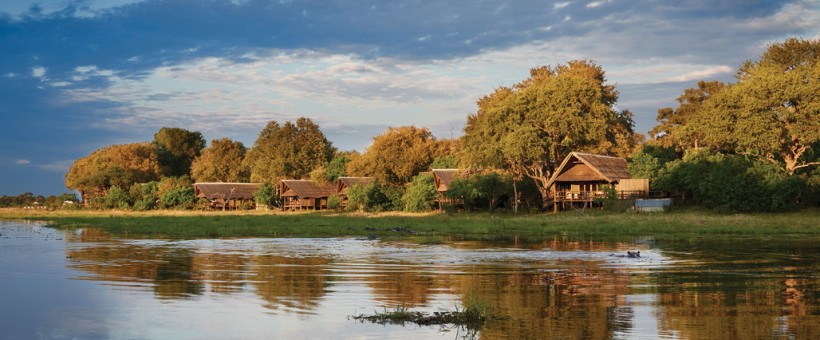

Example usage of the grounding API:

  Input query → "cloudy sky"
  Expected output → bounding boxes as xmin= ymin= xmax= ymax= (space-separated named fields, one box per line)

xmin=1 ymin=0 xmax=819 ymax=195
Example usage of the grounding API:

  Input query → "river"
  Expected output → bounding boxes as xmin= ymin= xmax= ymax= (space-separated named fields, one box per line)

xmin=0 ymin=220 xmax=816 ymax=339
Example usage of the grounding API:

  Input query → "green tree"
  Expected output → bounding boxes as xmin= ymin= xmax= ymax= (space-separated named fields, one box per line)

xmin=326 ymin=154 xmax=353 ymax=182
xmin=345 ymin=182 xmax=402 ymax=212
xmin=462 ymin=60 xmax=637 ymax=203
xmin=253 ymin=183 xmax=278 ymax=209
xmin=650 ymin=81 xmax=726 ymax=150
xmin=66 ymin=142 xmax=162 ymax=201
xmin=245 ymin=118 xmax=335 ymax=183
xmin=402 ymin=173 xmax=438 ymax=212
xmin=103 ymin=186 xmax=132 ymax=209
xmin=711 ymin=38 xmax=820 ymax=174
xmin=152 ymin=127 xmax=206 ymax=177
xmin=347 ymin=126 xmax=438 ymax=185
xmin=191 ymin=138 xmax=250 ymax=183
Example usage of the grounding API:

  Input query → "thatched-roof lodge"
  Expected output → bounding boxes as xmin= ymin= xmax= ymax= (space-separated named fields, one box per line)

xmin=432 ymin=169 xmax=461 ymax=206
xmin=279 ymin=180 xmax=336 ymax=210
xmin=194 ymin=182 xmax=261 ymax=210
xmin=546 ymin=152 xmax=648 ymax=211
xmin=335 ymin=177 xmax=373 ymax=208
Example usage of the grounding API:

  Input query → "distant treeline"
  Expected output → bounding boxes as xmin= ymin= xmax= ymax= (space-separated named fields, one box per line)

xmin=0 ymin=192 xmax=78 ymax=208
xmin=62 ymin=38 xmax=819 ymax=213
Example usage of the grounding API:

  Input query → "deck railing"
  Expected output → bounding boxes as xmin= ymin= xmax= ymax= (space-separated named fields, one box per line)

xmin=551 ymin=190 xmax=663 ymax=202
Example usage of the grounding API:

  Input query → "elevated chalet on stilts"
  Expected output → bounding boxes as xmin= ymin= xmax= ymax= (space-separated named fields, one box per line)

xmin=545 ymin=152 xmax=648 ymax=212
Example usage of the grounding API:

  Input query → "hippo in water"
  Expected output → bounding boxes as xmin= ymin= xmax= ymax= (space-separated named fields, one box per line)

xmin=610 ymin=251 xmax=641 ymax=258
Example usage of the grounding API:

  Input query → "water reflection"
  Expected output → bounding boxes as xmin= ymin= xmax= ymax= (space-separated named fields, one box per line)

xmin=2 ymin=221 xmax=817 ymax=339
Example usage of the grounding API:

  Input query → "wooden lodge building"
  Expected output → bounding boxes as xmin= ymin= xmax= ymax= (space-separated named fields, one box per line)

xmin=194 ymin=182 xmax=261 ymax=210
xmin=279 ymin=180 xmax=336 ymax=210
xmin=546 ymin=152 xmax=648 ymax=211
xmin=432 ymin=169 xmax=460 ymax=207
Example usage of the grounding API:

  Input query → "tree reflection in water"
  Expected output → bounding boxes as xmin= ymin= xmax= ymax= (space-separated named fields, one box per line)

xmin=63 ymin=229 xmax=817 ymax=339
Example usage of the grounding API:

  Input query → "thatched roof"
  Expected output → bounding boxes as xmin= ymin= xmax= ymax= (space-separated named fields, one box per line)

xmin=432 ymin=169 xmax=459 ymax=192
xmin=336 ymin=177 xmax=373 ymax=195
xmin=547 ymin=152 xmax=631 ymax=188
xmin=279 ymin=180 xmax=336 ymax=198
xmin=194 ymin=183 xmax=261 ymax=200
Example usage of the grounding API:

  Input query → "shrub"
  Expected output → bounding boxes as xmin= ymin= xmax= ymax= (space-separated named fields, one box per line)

xmin=160 ymin=187 xmax=195 ymax=209
xmin=347 ymin=182 xmax=403 ymax=212
xmin=103 ymin=186 xmax=132 ymax=210
xmin=402 ymin=173 xmax=438 ymax=212
xmin=655 ymin=150 xmax=807 ymax=212
xmin=327 ymin=195 xmax=342 ymax=210
xmin=253 ymin=183 xmax=278 ymax=209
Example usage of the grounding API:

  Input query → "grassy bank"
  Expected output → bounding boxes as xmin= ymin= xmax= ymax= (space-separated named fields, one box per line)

xmin=2 ymin=208 xmax=818 ymax=242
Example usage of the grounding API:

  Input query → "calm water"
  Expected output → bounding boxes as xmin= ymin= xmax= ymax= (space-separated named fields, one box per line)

xmin=0 ymin=220 xmax=817 ymax=339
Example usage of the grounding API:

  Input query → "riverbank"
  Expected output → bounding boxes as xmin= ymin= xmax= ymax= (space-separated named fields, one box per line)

xmin=2 ymin=207 xmax=818 ymax=242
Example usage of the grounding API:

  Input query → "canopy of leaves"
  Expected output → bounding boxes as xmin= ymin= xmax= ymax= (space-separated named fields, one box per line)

xmin=245 ymin=118 xmax=335 ymax=184
xmin=663 ymin=38 xmax=820 ymax=175
xmin=650 ymin=80 xmax=726 ymax=150
xmin=654 ymin=150 xmax=806 ymax=212
xmin=347 ymin=126 xmax=439 ymax=185
xmin=65 ymin=142 xmax=161 ymax=198
xmin=402 ymin=173 xmax=438 ymax=212
xmin=191 ymin=138 xmax=250 ymax=183
xmin=461 ymin=60 xmax=638 ymax=198
xmin=152 ymin=127 xmax=206 ymax=177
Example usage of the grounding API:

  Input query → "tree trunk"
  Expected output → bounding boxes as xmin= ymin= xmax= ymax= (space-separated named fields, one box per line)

xmin=512 ymin=179 xmax=519 ymax=214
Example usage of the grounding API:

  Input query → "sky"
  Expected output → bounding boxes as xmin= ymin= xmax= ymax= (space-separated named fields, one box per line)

xmin=1 ymin=0 xmax=819 ymax=196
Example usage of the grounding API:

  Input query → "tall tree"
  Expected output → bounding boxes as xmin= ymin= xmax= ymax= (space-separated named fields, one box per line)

xmin=244 ymin=117 xmax=335 ymax=183
xmin=650 ymin=80 xmax=726 ymax=150
xmin=694 ymin=38 xmax=820 ymax=174
xmin=190 ymin=138 xmax=250 ymax=182
xmin=152 ymin=127 xmax=206 ymax=177
xmin=346 ymin=126 xmax=438 ymax=185
xmin=65 ymin=142 xmax=161 ymax=201
xmin=461 ymin=60 xmax=637 ymax=202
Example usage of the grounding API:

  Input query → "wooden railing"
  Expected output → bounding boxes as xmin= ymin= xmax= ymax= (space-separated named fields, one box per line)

xmin=551 ymin=190 xmax=661 ymax=202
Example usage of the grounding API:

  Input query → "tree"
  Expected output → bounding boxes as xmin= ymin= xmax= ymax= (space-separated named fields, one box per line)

xmin=650 ymin=81 xmax=726 ymax=150
xmin=461 ymin=60 xmax=637 ymax=203
xmin=704 ymin=38 xmax=820 ymax=174
xmin=152 ymin=127 xmax=206 ymax=177
xmin=65 ymin=142 xmax=162 ymax=201
xmin=191 ymin=138 xmax=250 ymax=183
xmin=244 ymin=118 xmax=335 ymax=184
xmin=402 ymin=173 xmax=438 ymax=212
xmin=347 ymin=126 xmax=438 ymax=185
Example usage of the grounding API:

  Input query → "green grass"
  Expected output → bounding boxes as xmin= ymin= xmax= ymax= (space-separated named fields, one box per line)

xmin=2 ymin=207 xmax=818 ymax=242
xmin=351 ymin=293 xmax=502 ymax=329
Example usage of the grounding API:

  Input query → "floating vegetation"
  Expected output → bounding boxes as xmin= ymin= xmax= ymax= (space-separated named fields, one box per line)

xmin=351 ymin=293 xmax=503 ymax=331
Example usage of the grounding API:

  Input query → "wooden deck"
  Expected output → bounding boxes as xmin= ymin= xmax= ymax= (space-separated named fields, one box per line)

xmin=548 ymin=190 xmax=662 ymax=211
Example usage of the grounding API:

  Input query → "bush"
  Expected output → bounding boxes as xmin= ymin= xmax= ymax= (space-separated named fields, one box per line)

xmin=253 ymin=183 xmax=278 ymax=209
xmin=347 ymin=182 xmax=403 ymax=212
xmin=402 ymin=173 xmax=438 ymax=212
xmin=103 ymin=186 xmax=132 ymax=210
xmin=655 ymin=150 xmax=806 ymax=212
xmin=327 ymin=195 xmax=342 ymax=210
xmin=160 ymin=187 xmax=196 ymax=209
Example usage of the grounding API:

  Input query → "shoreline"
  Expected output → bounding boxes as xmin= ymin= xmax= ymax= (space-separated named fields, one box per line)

xmin=2 ymin=208 xmax=818 ymax=242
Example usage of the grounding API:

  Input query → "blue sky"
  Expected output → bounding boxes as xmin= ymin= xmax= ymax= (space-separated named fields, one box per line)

xmin=1 ymin=0 xmax=819 ymax=195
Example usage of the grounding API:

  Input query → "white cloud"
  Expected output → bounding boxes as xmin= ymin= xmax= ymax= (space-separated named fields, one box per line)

xmin=31 ymin=66 xmax=47 ymax=78
xmin=586 ymin=0 xmax=611 ymax=9
xmin=667 ymin=65 xmax=733 ymax=82
xmin=553 ymin=2 xmax=570 ymax=10
xmin=15 ymin=159 xmax=31 ymax=165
